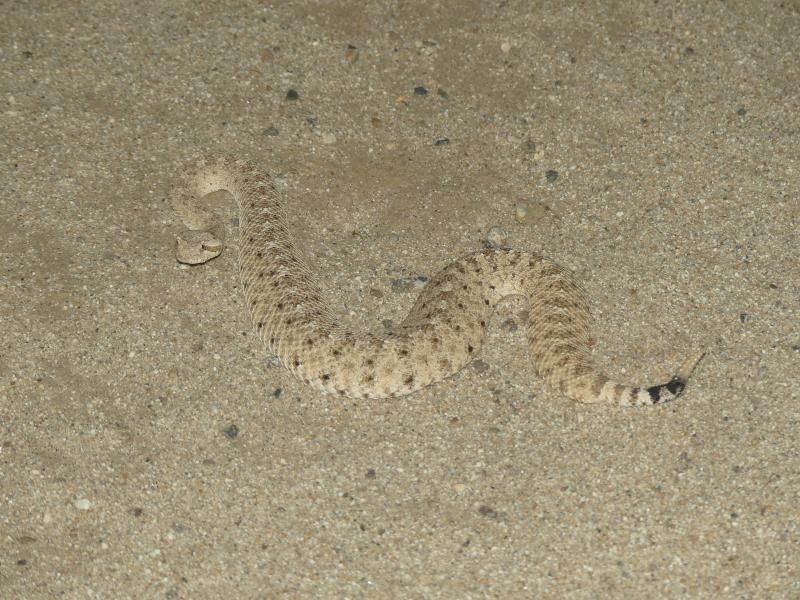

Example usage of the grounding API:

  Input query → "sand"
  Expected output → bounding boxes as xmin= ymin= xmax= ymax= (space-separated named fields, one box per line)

xmin=2 ymin=1 xmax=799 ymax=598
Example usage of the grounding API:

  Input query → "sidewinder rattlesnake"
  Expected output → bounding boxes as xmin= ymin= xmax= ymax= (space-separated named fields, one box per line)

xmin=172 ymin=156 xmax=703 ymax=406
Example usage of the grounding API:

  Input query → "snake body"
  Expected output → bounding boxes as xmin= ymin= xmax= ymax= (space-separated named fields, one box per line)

xmin=172 ymin=156 xmax=702 ymax=405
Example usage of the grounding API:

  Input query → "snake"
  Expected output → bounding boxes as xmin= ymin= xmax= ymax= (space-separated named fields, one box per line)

xmin=172 ymin=156 xmax=703 ymax=406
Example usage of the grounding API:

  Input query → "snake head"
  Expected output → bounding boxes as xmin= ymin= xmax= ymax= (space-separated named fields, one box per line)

xmin=176 ymin=230 xmax=225 ymax=264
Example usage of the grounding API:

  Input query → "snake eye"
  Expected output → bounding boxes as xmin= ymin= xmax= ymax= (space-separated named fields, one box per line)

xmin=201 ymin=240 xmax=224 ymax=252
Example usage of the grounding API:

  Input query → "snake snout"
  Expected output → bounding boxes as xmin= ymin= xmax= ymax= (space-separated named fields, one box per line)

xmin=176 ymin=230 xmax=225 ymax=265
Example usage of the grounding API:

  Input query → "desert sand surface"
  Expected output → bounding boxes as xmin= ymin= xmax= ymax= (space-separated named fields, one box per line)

xmin=2 ymin=1 xmax=799 ymax=598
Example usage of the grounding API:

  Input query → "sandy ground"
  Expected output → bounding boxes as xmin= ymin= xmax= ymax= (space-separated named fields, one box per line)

xmin=2 ymin=1 xmax=799 ymax=598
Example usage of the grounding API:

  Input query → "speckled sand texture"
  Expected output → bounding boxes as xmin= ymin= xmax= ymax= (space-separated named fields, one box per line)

xmin=2 ymin=1 xmax=799 ymax=598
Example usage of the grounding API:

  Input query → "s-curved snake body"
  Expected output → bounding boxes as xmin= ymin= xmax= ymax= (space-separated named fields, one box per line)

xmin=172 ymin=156 xmax=702 ymax=406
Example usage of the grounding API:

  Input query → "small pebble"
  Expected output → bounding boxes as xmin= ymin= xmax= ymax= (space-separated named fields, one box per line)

xmin=471 ymin=360 xmax=490 ymax=375
xmin=224 ymin=424 xmax=239 ymax=439
xmin=485 ymin=226 xmax=508 ymax=249
xmin=392 ymin=276 xmax=429 ymax=293
xmin=515 ymin=203 xmax=529 ymax=223
xmin=73 ymin=498 xmax=92 ymax=511
xmin=545 ymin=169 xmax=559 ymax=182
xmin=286 ymin=89 xmax=299 ymax=101
xmin=413 ymin=86 xmax=428 ymax=96
xmin=321 ymin=132 xmax=336 ymax=145
xmin=434 ymin=137 xmax=450 ymax=146
xmin=501 ymin=41 xmax=511 ymax=53
xmin=345 ymin=44 xmax=358 ymax=62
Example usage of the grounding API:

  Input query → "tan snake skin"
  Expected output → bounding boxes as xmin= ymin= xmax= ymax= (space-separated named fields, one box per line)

xmin=172 ymin=156 xmax=703 ymax=406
